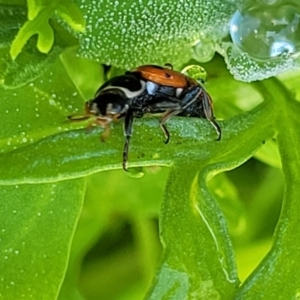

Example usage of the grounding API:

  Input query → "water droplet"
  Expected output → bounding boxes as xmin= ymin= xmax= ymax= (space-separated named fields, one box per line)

xmin=181 ymin=65 xmax=207 ymax=84
xmin=192 ymin=39 xmax=215 ymax=63
xmin=126 ymin=167 xmax=144 ymax=178
xmin=49 ymin=99 xmax=56 ymax=106
xmin=230 ymin=2 xmax=300 ymax=60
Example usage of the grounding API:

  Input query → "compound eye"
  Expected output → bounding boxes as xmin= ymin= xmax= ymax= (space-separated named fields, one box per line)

xmin=88 ymin=101 xmax=101 ymax=115
xmin=84 ymin=100 xmax=94 ymax=114
xmin=106 ymin=102 xmax=126 ymax=115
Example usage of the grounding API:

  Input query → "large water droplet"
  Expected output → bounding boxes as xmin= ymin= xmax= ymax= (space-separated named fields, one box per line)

xmin=192 ymin=39 xmax=215 ymax=63
xmin=229 ymin=1 xmax=300 ymax=61
xmin=181 ymin=65 xmax=207 ymax=84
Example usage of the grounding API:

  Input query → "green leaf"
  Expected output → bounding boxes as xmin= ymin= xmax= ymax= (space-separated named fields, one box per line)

xmin=0 ymin=4 xmax=79 ymax=88
xmin=0 ymin=54 xmax=276 ymax=183
xmin=9 ymin=0 xmax=84 ymax=60
xmin=10 ymin=7 xmax=54 ymax=59
xmin=147 ymin=97 xmax=276 ymax=299
xmin=234 ymin=79 xmax=300 ymax=299
xmin=0 ymin=179 xmax=85 ymax=299
xmin=147 ymin=164 xmax=240 ymax=299
xmin=0 ymin=99 xmax=276 ymax=184
xmin=1 ymin=47 xmax=297 ymax=298
xmin=254 ymin=139 xmax=281 ymax=169
xmin=59 ymin=168 xmax=167 ymax=299
xmin=74 ymin=0 xmax=236 ymax=68
xmin=0 ymin=57 xmax=84 ymax=156
xmin=57 ymin=0 xmax=85 ymax=32
xmin=208 ymin=173 xmax=246 ymax=238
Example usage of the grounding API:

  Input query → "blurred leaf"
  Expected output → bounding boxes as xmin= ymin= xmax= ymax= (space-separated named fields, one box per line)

xmin=254 ymin=139 xmax=281 ymax=169
xmin=234 ymin=79 xmax=300 ymax=299
xmin=147 ymin=99 xmax=276 ymax=298
xmin=57 ymin=0 xmax=86 ymax=32
xmin=235 ymin=239 xmax=272 ymax=283
xmin=208 ymin=172 xmax=246 ymax=238
xmin=10 ymin=0 xmax=84 ymax=59
xmin=58 ymin=174 xmax=110 ymax=300
xmin=60 ymin=50 xmax=105 ymax=100
xmin=147 ymin=164 xmax=240 ymax=299
xmin=10 ymin=7 xmax=55 ymax=58
xmin=60 ymin=168 xmax=167 ymax=300
xmin=0 ymin=179 xmax=85 ymax=299
xmin=228 ymin=159 xmax=283 ymax=235
xmin=0 ymin=4 xmax=79 ymax=88
xmin=0 ymin=57 xmax=84 ymax=156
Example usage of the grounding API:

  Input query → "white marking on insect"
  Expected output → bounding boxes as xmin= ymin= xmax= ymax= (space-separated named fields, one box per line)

xmin=146 ymin=81 xmax=159 ymax=95
xmin=176 ymin=88 xmax=183 ymax=98
xmin=91 ymin=103 xmax=100 ymax=114
xmin=100 ymin=80 xmax=146 ymax=98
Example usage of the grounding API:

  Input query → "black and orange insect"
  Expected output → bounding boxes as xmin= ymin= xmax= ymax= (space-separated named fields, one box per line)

xmin=69 ymin=64 xmax=221 ymax=171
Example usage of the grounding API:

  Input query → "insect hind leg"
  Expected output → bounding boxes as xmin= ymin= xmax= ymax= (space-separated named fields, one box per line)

xmin=201 ymin=92 xmax=222 ymax=140
xmin=180 ymin=86 xmax=202 ymax=109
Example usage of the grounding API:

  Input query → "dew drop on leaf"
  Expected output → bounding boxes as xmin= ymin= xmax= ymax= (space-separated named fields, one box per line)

xmin=181 ymin=65 xmax=207 ymax=84
xmin=193 ymin=39 xmax=215 ymax=63
xmin=74 ymin=0 xmax=236 ymax=68
xmin=126 ymin=167 xmax=144 ymax=178
xmin=229 ymin=1 xmax=300 ymax=61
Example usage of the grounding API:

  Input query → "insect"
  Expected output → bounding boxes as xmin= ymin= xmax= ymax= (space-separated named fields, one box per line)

xmin=68 ymin=64 xmax=221 ymax=171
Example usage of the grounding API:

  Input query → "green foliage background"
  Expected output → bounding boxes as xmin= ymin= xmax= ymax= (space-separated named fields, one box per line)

xmin=1 ymin=1 xmax=300 ymax=299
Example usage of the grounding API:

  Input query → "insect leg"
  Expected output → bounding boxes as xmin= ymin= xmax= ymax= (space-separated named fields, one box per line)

xmin=202 ymin=93 xmax=222 ymax=140
xmin=94 ymin=117 xmax=112 ymax=142
xmin=123 ymin=110 xmax=134 ymax=171
xmin=99 ymin=125 xmax=110 ymax=142
xmin=143 ymin=98 xmax=181 ymax=113
xmin=159 ymin=109 xmax=181 ymax=144
xmin=180 ymin=86 xmax=202 ymax=109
